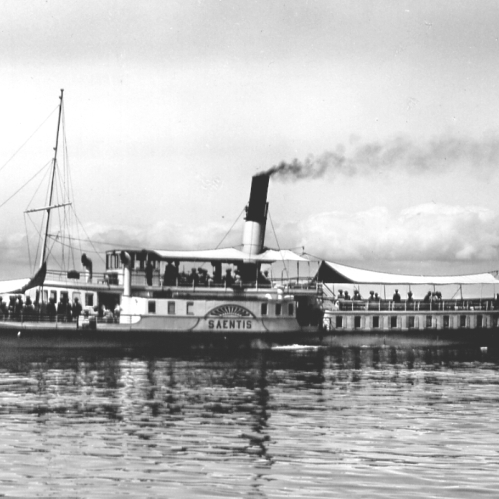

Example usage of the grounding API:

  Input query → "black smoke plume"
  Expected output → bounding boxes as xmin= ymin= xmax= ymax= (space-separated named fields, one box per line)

xmin=258 ymin=135 xmax=499 ymax=180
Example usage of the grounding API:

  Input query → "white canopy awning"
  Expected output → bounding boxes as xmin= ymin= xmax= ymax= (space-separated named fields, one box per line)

xmin=0 ymin=263 xmax=46 ymax=295
xmin=317 ymin=260 xmax=499 ymax=285
xmin=115 ymin=247 xmax=308 ymax=264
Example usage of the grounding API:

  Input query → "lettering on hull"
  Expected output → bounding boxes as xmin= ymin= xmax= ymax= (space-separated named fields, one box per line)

xmin=201 ymin=304 xmax=256 ymax=331
xmin=208 ymin=319 xmax=252 ymax=330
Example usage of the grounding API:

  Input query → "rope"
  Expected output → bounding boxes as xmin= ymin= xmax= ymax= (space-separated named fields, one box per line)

xmin=267 ymin=209 xmax=288 ymax=278
xmin=215 ymin=207 xmax=245 ymax=249
xmin=0 ymin=161 xmax=51 ymax=210
xmin=0 ymin=105 xmax=58 ymax=175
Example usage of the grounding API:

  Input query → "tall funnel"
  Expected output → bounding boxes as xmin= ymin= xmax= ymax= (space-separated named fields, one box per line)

xmin=242 ymin=174 xmax=269 ymax=256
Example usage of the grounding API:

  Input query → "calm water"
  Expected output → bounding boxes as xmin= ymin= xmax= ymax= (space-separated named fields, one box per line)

xmin=0 ymin=344 xmax=498 ymax=498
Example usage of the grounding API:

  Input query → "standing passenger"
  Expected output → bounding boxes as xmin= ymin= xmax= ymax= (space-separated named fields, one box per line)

xmin=145 ymin=260 xmax=154 ymax=286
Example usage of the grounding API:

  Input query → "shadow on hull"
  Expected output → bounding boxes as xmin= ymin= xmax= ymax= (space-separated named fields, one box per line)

xmin=0 ymin=326 xmax=497 ymax=351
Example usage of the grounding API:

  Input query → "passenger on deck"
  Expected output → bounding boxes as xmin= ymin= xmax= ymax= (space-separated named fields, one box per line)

xmin=188 ymin=268 xmax=199 ymax=286
xmin=22 ymin=297 xmax=34 ymax=319
xmin=57 ymin=299 xmax=66 ymax=322
xmin=102 ymin=306 xmax=114 ymax=323
xmin=47 ymin=298 xmax=56 ymax=321
xmin=393 ymin=289 xmax=401 ymax=303
xmin=406 ymin=291 xmax=414 ymax=303
xmin=368 ymin=291 xmax=375 ymax=301
xmin=423 ymin=291 xmax=432 ymax=303
xmin=374 ymin=293 xmax=380 ymax=302
xmin=337 ymin=290 xmax=344 ymax=300
xmin=145 ymin=260 xmax=154 ymax=286
xmin=15 ymin=296 xmax=24 ymax=319
xmin=234 ymin=270 xmax=242 ymax=286
xmin=0 ymin=297 xmax=7 ymax=319
xmin=223 ymin=269 xmax=234 ymax=287
xmin=197 ymin=267 xmax=209 ymax=285
xmin=353 ymin=290 xmax=362 ymax=300
xmin=212 ymin=262 xmax=222 ymax=284
xmin=343 ymin=291 xmax=351 ymax=300
xmin=258 ymin=270 xmax=271 ymax=285
xmin=163 ymin=261 xmax=178 ymax=286
xmin=114 ymin=303 xmax=121 ymax=320
xmin=8 ymin=296 xmax=15 ymax=319
xmin=66 ymin=300 xmax=73 ymax=322
xmin=73 ymin=297 xmax=83 ymax=319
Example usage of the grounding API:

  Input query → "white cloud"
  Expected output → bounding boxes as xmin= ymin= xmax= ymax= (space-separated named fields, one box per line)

xmin=275 ymin=203 xmax=499 ymax=269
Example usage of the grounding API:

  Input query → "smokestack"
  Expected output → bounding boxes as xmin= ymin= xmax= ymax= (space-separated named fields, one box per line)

xmin=242 ymin=174 xmax=269 ymax=256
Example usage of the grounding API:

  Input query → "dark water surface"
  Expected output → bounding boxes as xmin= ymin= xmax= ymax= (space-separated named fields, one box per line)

xmin=0 ymin=344 xmax=498 ymax=498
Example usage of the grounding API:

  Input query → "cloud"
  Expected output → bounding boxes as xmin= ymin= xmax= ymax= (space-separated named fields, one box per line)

xmin=2 ymin=202 xmax=499 ymax=280
xmin=276 ymin=203 xmax=499 ymax=268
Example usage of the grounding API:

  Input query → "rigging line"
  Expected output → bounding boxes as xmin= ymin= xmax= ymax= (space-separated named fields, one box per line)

xmin=23 ymin=214 xmax=32 ymax=272
xmin=0 ymin=161 xmax=51 ymax=211
xmin=25 ymin=213 xmax=43 ymax=273
xmin=267 ymin=209 xmax=288 ymax=275
xmin=46 ymin=234 xmax=102 ymax=255
xmin=26 ymin=164 xmax=51 ymax=209
xmin=72 ymin=212 xmax=106 ymax=265
xmin=215 ymin=207 xmax=246 ymax=249
xmin=0 ymin=105 xmax=58 ymax=175
xmin=301 ymin=251 xmax=324 ymax=261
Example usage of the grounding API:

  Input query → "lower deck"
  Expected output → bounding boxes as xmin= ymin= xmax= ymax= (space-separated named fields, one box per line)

xmin=323 ymin=309 xmax=499 ymax=332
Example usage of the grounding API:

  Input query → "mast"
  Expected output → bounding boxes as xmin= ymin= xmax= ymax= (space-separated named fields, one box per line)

xmin=39 ymin=89 xmax=64 ymax=269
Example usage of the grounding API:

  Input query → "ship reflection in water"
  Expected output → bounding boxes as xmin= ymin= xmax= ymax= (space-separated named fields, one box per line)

xmin=0 ymin=345 xmax=498 ymax=498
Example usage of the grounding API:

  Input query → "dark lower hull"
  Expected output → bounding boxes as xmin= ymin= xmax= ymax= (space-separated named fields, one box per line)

xmin=0 ymin=322 xmax=497 ymax=349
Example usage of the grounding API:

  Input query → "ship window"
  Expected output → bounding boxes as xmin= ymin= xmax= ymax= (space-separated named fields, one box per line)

xmin=477 ymin=314 xmax=483 ymax=328
xmin=42 ymin=290 xmax=48 ymax=304
xmin=336 ymin=316 xmax=343 ymax=328
xmin=72 ymin=292 xmax=81 ymax=303
xmin=288 ymin=303 xmax=294 ymax=316
xmin=50 ymin=290 xmax=57 ymax=303
xmin=354 ymin=316 xmax=361 ymax=328
xmin=148 ymin=300 xmax=156 ymax=314
xmin=261 ymin=303 xmax=268 ymax=316
xmin=390 ymin=316 xmax=397 ymax=328
xmin=407 ymin=316 xmax=415 ymax=329
xmin=60 ymin=291 xmax=68 ymax=303
xmin=187 ymin=302 xmax=194 ymax=315
xmin=168 ymin=301 xmax=175 ymax=315
xmin=275 ymin=303 xmax=281 ymax=316
xmin=460 ymin=315 xmax=467 ymax=328
xmin=373 ymin=316 xmax=380 ymax=328
xmin=85 ymin=293 xmax=94 ymax=307
xmin=443 ymin=315 xmax=450 ymax=328
xmin=426 ymin=315 xmax=432 ymax=328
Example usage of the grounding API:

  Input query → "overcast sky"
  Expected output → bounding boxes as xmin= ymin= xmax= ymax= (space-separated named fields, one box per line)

xmin=1 ymin=0 xmax=499 ymax=279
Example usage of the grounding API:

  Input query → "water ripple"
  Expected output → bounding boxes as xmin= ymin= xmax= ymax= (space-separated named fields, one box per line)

xmin=0 ymin=346 xmax=497 ymax=497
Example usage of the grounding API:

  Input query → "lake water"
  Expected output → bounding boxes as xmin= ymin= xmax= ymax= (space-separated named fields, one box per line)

xmin=0 ymin=344 xmax=498 ymax=498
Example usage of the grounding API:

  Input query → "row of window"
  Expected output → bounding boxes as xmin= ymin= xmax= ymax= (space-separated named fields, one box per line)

xmin=147 ymin=301 xmax=295 ymax=317
xmin=334 ymin=314 xmax=486 ymax=329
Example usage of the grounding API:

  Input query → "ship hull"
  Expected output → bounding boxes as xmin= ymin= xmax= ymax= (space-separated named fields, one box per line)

xmin=0 ymin=319 xmax=497 ymax=349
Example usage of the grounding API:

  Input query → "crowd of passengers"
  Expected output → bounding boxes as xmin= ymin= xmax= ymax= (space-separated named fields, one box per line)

xmin=333 ymin=289 xmax=499 ymax=310
xmin=144 ymin=260 xmax=271 ymax=287
xmin=0 ymin=295 xmax=85 ymax=322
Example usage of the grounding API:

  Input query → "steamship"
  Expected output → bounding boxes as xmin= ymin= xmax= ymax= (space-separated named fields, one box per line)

xmin=2 ymin=91 xmax=499 ymax=347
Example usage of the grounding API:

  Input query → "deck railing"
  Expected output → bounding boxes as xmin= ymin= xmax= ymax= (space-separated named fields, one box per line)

xmin=44 ymin=269 xmax=317 ymax=291
xmin=331 ymin=299 xmax=494 ymax=312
